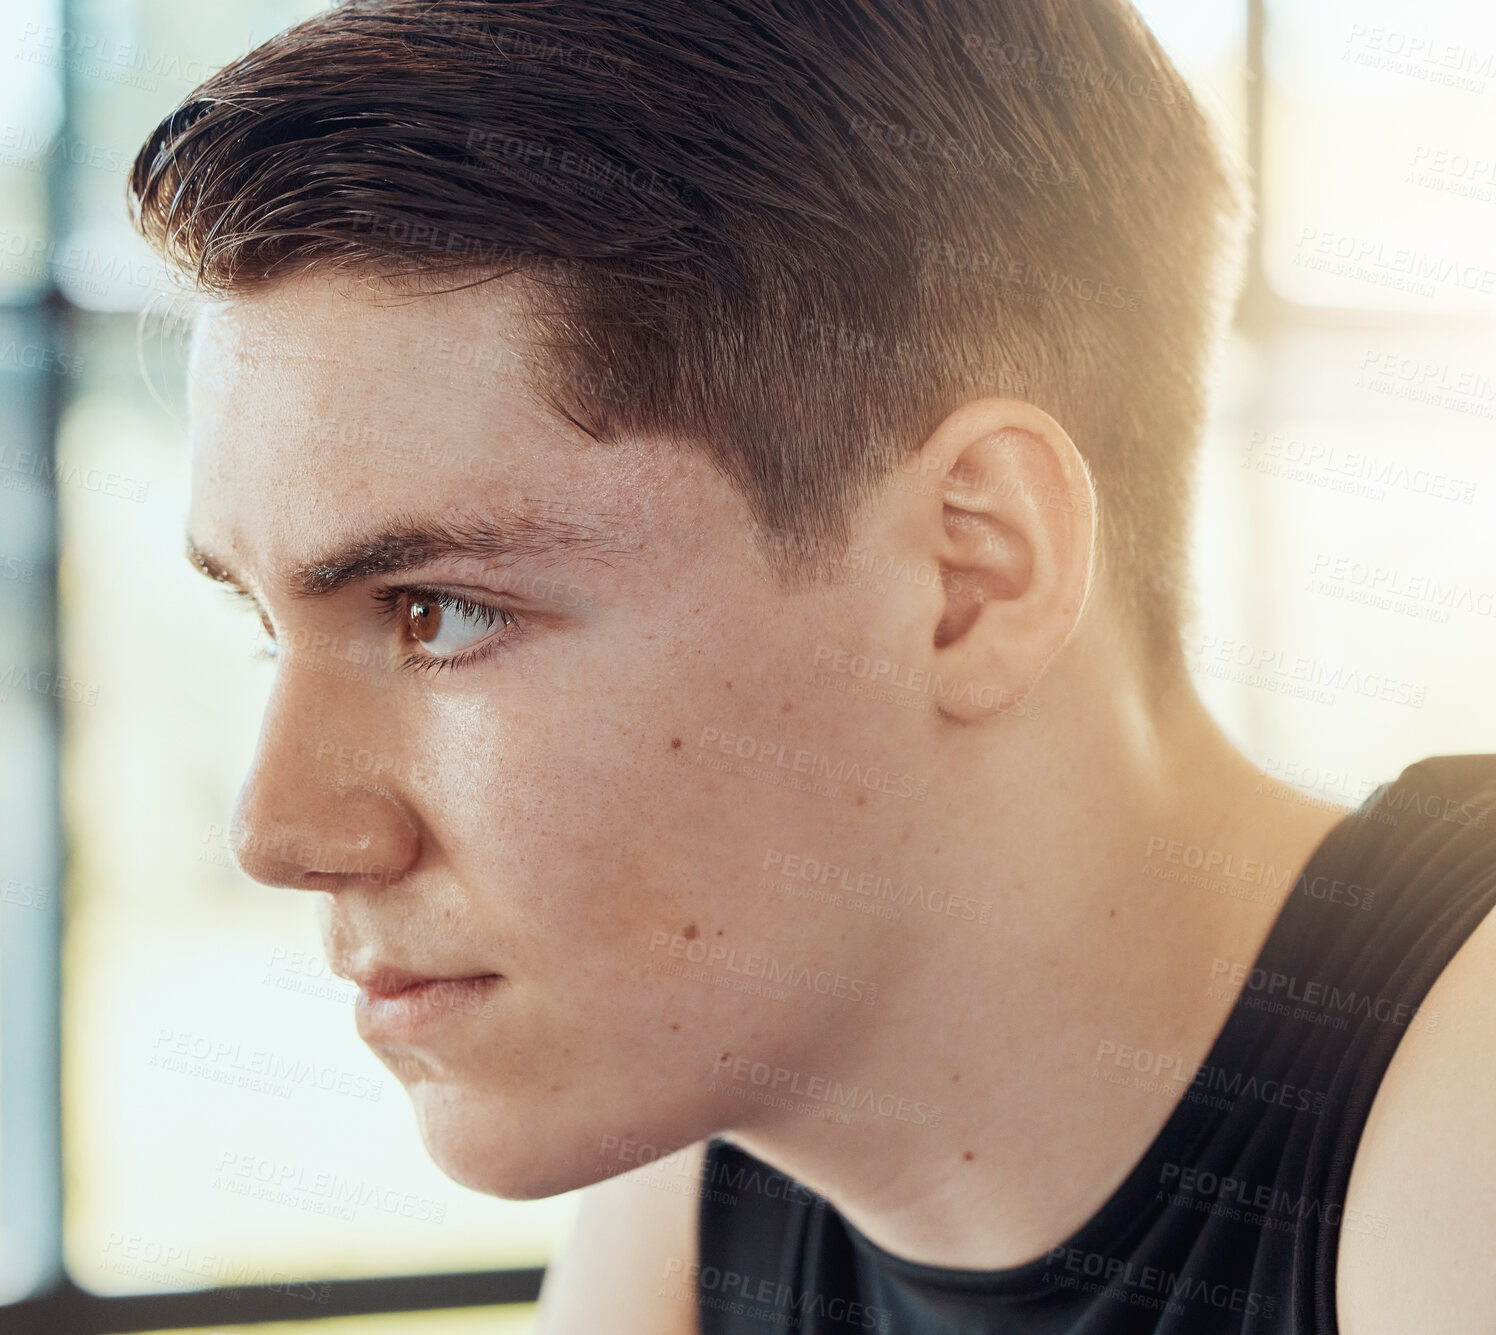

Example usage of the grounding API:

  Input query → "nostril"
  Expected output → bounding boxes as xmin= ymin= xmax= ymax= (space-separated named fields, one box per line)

xmin=228 ymin=733 xmax=423 ymax=891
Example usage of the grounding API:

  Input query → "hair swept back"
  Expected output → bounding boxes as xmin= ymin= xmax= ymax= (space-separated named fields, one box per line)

xmin=129 ymin=0 xmax=1249 ymax=679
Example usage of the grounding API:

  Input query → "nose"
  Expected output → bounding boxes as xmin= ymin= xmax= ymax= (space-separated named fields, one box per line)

xmin=229 ymin=668 xmax=422 ymax=891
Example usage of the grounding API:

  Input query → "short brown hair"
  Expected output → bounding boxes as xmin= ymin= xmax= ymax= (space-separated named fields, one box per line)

xmin=129 ymin=0 xmax=1248 ymax=675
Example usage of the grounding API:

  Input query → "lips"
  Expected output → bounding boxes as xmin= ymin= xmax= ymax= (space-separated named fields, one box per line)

xmin=350 ymin=972 xmax=505 ymax=1042
xmin=350 ymin=965 xmax=499 ymax=1000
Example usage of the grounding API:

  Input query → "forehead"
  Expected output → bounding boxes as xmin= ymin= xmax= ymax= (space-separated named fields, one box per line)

xmin=184 ymin=273 xmax=669 ymax=582
xmin=186 ymin=271 xmax=547 ymax=461
xmin=189 ymin=270 xmax=538 ymax=384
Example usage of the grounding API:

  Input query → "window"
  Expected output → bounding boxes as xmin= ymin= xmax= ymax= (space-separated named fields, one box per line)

xmin=3 ymin=1 xmax=1491 ymax=1331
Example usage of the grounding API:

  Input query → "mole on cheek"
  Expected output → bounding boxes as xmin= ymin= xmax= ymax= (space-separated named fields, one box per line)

xmin=683 ymin=922 xmax=698 ymax=940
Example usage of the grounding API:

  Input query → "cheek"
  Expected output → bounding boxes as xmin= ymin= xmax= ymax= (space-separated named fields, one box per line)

xmin=417 ymin=592 xmax=918 ymax=1016
xmin=450 ymin=642 xmax=910 ymax=962
xmin=428 ymin=748 xmax=810 ymax=1101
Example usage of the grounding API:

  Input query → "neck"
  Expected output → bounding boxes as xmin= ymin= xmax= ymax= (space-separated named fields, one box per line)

xmin=723 ymin=651 xmax=1354 ymax=1269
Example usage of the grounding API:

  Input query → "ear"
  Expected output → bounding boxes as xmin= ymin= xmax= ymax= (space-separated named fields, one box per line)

xmin=916 ymin=398 xmax=1096 ymax=722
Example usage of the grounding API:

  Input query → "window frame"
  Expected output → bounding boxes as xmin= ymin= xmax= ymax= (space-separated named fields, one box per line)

xmin=2 ymin=0 xmax=1480 ymax=1328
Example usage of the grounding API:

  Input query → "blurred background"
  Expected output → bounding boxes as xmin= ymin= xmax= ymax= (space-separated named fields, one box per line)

xmin=2 ymin=0 xmax=1494 ymax=1330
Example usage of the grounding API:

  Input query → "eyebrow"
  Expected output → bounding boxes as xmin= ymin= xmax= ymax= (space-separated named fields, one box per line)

xmin=185 ymin=507 xmax=626 ymax=601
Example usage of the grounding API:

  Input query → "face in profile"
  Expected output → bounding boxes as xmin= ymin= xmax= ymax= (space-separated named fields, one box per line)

xmin=185 ymin=272 xmax=949 ymax=1199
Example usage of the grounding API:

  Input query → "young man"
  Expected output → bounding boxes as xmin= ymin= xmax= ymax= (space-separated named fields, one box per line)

xmin=129 ymin=0 xmax=1495 ymax=1331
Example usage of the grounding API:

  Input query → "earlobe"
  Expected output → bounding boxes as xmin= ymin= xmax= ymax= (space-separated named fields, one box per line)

xmin=919 ymin=403 xmax=1095 ymax=723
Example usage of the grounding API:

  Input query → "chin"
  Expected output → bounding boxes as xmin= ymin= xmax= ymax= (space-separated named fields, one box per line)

xmin=404 ymin=1078 xmax=612 ymax=1200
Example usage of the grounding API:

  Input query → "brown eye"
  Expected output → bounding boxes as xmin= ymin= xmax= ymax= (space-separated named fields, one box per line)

xmin=408 ymin=598 xmax=441 ymax=643
xmin=382 ymin=587 xmax=512 ymax=664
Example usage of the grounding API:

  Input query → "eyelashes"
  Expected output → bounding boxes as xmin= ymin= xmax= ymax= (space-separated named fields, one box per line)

xmin=236 ymin=584 xmax=522 ymax=677
xmin=220 ymin=586 xmax=279 ymax=662
xmin=370 ymin=584 xmax=519 ymax=674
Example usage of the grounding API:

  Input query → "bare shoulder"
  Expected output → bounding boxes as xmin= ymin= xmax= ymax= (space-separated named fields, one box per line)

xmin=537 ymin=1140 xmax=706 ymax=1335
xmin=1336 ymin=902 xmax=1496 ymax=1335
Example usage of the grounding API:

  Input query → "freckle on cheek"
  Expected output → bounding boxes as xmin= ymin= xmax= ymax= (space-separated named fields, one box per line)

xmin=670 ymin=737 xmax=682 ymax=749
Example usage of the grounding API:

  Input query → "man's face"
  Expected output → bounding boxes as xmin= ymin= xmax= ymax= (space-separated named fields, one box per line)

xmin=186 ymin=273 xmax=942 ymax=1198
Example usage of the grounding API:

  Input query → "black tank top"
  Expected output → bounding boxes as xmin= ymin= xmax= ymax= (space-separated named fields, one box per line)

xmin=696 ymin=753 xmax=1496 ymax=1334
